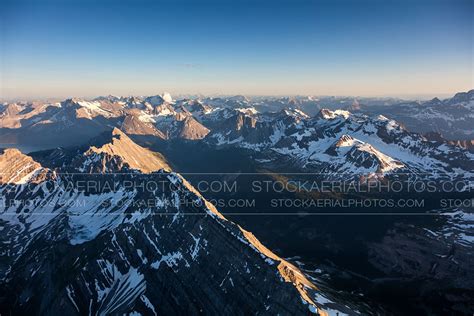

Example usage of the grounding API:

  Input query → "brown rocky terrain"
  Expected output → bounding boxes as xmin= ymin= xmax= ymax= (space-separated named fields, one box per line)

xmin=84 ymin=128 xmax=170 ymax=173
xmin=0 ymin=148 xmax=50 ymax=184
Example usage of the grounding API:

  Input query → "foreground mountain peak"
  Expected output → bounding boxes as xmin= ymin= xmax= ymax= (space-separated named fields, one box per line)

xmin=0 ymin=135 xmax=342 ymax=315
xmin=83 ymin=128 xmax=170 ymax=173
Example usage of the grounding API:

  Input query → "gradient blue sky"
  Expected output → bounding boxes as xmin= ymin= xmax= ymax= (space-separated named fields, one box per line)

xmin=1 ymin=0 xmax=473 ymax=99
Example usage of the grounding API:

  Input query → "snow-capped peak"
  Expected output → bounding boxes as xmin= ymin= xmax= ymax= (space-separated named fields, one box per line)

xmin=334 ymin=134 xmax=356 ymax=147
xmin=376 ymin=114 xmax=389 ymax=121
xmin=76 ymin=100 xmax=103 ymax=111
xmin=318 ymin=108 xmax=351 ymax=120
xmin=281 ymin=107 xmax=310 ymax=119
xmin=236 ymin=107 xmax=258 ymax=115
xmin=162 ymin=92 xmax=173 ymax=103
xmin=144 ymin=93 xmax=174 ymax=107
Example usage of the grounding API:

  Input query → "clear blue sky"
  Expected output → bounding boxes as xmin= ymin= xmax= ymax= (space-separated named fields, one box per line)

xmin=1 ymin=0 xmax=472 ymax=99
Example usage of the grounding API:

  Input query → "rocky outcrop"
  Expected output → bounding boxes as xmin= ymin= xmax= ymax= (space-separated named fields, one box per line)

xmin=449 ymin=139 xmax=474 ymax=153
xmin=82 ymin=128 xmax=170 ymax=173
xmin=0 ymin=148 xmax=50 ymax=184
xmin=176 ymin=116 xmax=210 ymax=140
xmin=120 ymin=113 xmax=166 ymax=139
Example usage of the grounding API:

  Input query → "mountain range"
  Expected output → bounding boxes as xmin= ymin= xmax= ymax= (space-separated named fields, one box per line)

xmin=0 ymin=128 xmax=363 ymax=315
xmin=1 ymin=90 xmax=473 ymax=315
xmin=1 ymin=91 xmax=473 ymax=181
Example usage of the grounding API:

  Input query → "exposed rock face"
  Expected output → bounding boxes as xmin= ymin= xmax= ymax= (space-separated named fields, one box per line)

xmin=207 ymin=112 xmax=282 ymax=148
xmin=235 ymin=112 xmax=258 ymax=130
xmin=325 ymin=134 xmax=355 ymax=155
xmin=186 ymin=99 xmax=212 ymax=113
xmin=0 ymin=130 xmax=351 ymax=316
xmin=449 ymin=139 xmax=474 ymax=153
xmin=145 ymin=93 xmax=173 ymax=107
xmin=153 ymin=114 xmax=210 ymax=140
xmin=317 ymin=108 xmax=351 ymax=120
xmin=120 ymin=113 xmax=166 ymax=138
xmin=424 ymin=131 xmax=446 ymax=142
xmin=424 ymin=132 xmax=474 ymax=153
xmin=0 ymin=100 xmax=116 ymax=148
xmin=152 ymin=102 xmax=176 ymax=116
xmin=82 ymin=128 xmax=170 ymax=173
xmin=0 ymin=102 xmax=55 ymax=129
xmin=344 ymin=143 xmax=405 ymax=173
xmin=0 ymin=148 xmax=50 ymax=184
xmin=176 ymin=116 xmax=210 ymax=140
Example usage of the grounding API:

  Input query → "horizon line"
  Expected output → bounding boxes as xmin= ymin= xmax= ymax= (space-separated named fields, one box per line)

xmin=2 ymin=89 xmax=472 ymax=103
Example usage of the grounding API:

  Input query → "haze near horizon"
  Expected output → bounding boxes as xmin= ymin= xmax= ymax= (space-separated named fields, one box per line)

xmin=1 ymin=0 xmax=473 ymax=99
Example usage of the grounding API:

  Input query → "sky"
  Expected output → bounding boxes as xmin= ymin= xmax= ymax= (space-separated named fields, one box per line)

xmin=1 ymin=0 xmax=473 ymax=99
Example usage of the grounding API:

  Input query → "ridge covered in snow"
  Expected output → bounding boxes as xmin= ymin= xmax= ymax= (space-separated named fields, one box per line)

xmin=1 ymin=91 xmax=473 ymax=182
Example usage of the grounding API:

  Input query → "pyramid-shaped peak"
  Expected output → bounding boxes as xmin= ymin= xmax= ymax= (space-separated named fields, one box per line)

xmin=84 ymin=129 xmax=170 ymax=173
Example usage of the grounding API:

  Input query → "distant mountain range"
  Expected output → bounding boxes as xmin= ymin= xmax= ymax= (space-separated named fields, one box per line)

xmin=1 ymin=90 xmax=473 ymax=315
xmin=1 ymin=90 xmax=473 ymax=149
xmin=360 ymin=90 xmax=474 ymax=141
xmin=1 ymin=91 xmax=473 ymax=181
xmin=206 ymin=107 xmax=473 ymax=183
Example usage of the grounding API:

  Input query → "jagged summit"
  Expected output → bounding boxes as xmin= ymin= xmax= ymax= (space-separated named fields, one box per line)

xmin=449 ymin=89 xmax=474 ymax=104
xmin=234 ymin=112 xmax=258 ymax=130
xmin=120 ymin=113 xmax=167 ymax=138
xmin=145 ymin=92 xmax=174 ymax=107
xmin=82 ymin=128 xmax=170 ymax=173
xmin=323 ymin=134 xmax=405 ymax=173
xmin=345 ymin=142 xmax=405 ymax=173
xmin=178 ymin=99 xmax=214 ymax=117
xmin=176 ymin=116 xmax=210 ymax=140
xmin=161 ymin=92 xmax=173 ymax=103
xmin=335 ymin=134 xmax=355 ymax=147
xmin=427 ymin=97 xmax=442 ymax=106
xmin=280 ymin=107 xmax=310 ymax=120
xmin=317 ymin=108 xmax=351 ymax=120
